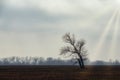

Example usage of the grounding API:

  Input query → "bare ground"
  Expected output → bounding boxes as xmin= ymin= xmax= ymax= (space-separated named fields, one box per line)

xmin=0 ymin=65 xmax=119 ymax=80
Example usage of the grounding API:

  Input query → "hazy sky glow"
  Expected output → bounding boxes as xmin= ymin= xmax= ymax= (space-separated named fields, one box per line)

xmin=0 ymin=0 xmax=120 ymax=61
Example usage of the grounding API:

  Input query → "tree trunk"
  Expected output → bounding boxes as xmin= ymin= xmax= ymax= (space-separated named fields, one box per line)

xmin=77 ymin=54 xmax=85 ymax=69
xmin=80 ymin=55 xmax=85 ymax=69
xmin=77 ymin=59 xmax=82 ymax=69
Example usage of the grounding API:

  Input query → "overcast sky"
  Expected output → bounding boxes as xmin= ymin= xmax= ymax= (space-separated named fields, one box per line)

xmin=0 ymin=0 xmax=120 ymax=61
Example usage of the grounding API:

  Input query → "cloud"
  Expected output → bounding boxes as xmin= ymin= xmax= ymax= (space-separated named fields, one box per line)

xmin=0 ymin=0 xmax=120 ymax=60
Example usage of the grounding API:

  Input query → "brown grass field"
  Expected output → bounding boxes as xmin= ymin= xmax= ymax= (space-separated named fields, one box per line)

xmin=0 ymin=65 xmax=120 ymax=80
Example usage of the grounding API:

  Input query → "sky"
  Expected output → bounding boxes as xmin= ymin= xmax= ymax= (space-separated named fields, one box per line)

xmin=0 ymin=0 xmax=120 ymax=61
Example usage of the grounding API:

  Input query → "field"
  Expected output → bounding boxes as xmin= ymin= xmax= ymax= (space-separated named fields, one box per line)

xmin=0 ymin=65 xmax=120 ymax=80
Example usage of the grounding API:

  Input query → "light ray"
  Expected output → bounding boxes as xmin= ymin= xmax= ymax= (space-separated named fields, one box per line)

xmin=92 ymin=9 xmax=119 ymax=60
xmin=108 ymin=10 xmax=120 ymax=59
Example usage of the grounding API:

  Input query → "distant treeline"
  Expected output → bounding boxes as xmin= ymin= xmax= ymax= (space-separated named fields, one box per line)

xmin=0 ymin=57 xmax=119 ymax=65
xmin=0 ymin=57 xmax=73 ymax=65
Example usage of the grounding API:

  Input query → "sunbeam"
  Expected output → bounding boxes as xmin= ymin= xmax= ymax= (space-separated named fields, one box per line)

xmin=108 ymin=10 xmax=120 ymax=59
xmin=93 ymin=9 xmax=119 ymax=60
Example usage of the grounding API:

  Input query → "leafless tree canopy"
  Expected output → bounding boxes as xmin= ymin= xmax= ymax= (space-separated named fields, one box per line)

xmin=60 ymin=33 xmax=87 ymax=69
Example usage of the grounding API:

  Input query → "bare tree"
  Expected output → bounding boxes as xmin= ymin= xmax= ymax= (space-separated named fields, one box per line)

xmin=60 ymin=33 xmax=87 ymax=69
